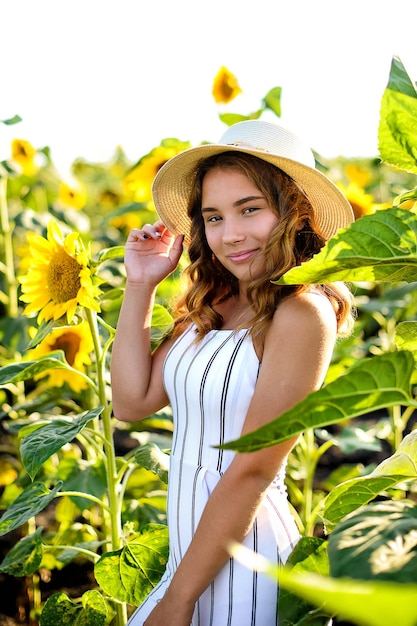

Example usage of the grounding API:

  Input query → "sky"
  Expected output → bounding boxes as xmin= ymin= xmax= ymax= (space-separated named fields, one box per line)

xmin=1 ymin=0 xmax=417 ymax=179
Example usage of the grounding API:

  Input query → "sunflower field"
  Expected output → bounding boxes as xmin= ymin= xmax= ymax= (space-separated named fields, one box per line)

xmin=1 ymin=58 xmax=417 ymax=626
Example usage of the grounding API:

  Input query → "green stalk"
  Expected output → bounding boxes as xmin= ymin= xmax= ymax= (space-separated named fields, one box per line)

xmin=0 ymin=177 xmax=19 ymax=317
xmin=85 ymin=307 xmax=127 ymax=625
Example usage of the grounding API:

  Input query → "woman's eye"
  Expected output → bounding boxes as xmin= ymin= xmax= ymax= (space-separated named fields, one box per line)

xmin=207 ymin=215 xmax=221 ymax=223
xmin=243 ymin=206 xmax=259 ymax=214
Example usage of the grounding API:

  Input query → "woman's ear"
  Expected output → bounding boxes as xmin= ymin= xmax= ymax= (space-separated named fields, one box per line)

xmin=296 ymin=219 xmax=306 ymax=232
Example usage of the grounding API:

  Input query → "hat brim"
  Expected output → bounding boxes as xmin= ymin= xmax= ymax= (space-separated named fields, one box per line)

xmin=152 ymin=143 xmax=354 ymax=247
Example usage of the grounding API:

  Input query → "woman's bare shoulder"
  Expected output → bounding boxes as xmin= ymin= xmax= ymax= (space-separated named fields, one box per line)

xmin=274 ymin=290 xmax=336 ymax=327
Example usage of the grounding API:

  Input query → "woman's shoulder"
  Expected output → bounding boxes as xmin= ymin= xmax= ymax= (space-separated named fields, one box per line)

xmin=278 ymin=289 xmax=335 ymax=316
xmin=269 ymin=290 xmax=337 ymax=340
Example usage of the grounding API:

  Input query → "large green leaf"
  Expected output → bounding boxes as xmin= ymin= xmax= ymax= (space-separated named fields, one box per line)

xmin=0 ymin=481 xmax=63 ymax=536
xmin=277 ymin=207 xmax=417 ymax=285
xmin=0 ymin=527 xmax=43 ymax=575
xmin=220 ymin=351 xmax=416 ymax=453
xmin=328 ymin=500 xmax=417 ymax=582
xmin=20 ymin=407 xmax=103 ymax=480
xmin=94 ymin=523 xmax=169 ymax=605
xmin=378 ymin=56 xmax=417 ymax=174
xmin=39 ymin=590 xmax=107 ymax=626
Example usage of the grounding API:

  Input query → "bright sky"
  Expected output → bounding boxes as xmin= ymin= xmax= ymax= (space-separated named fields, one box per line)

xmin=1 ymin=0 xmax=417 ymax=179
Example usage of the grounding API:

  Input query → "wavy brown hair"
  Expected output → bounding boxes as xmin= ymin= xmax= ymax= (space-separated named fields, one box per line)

xmin=172 ymin=152 xmax=354 ymax=339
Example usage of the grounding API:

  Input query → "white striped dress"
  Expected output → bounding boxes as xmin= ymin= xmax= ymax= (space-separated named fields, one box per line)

xmin=127 ymin=325 xmax=300 ymax=626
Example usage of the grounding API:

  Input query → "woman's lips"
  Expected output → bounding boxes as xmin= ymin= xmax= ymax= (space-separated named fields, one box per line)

xmin=227 ymin=249 xmax=258 ymax=263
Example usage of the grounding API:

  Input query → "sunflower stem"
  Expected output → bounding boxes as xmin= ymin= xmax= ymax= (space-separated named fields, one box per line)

xmin=0 ymin=176 xmax=19 ymax=317
xmin=85 ymin=308 xmax=127 ymax=625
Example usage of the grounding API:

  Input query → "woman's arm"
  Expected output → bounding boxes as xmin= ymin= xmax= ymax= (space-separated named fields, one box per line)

xmin=143 ymin=291 xmax=338 ymax=626
xmin=110 ymin=223 xmax=183 ymax=422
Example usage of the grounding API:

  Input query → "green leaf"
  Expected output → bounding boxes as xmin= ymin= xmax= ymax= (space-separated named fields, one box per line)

xmin=220 ymin=351 xmax=416 ymax=452
xmin=386 ymin=56 xmax=417 ymax=98
xmin=395 ymin=321 xmax=417 ymax=359
xmin=27 ymin=319 xmax=57 ymax=349
xmin=97 ymin=245 xmax=125 ymax=262
xmin=219 ymin=112 xmax=253 ymax=126
xmin=94 ymin=523 xmax=169 ymax=605
xmin=323 ymin=474 xmax=410 ymax=532
xmin=0 ymin=351 xmax=68 ymax=385
xmin=0 ymin=481 xmax=63 ymax=536
xmin=1 ymin=114 xmax=22 ymax=125
xmin=62 ymin=459 xmax=107 ymax=511
xmin=20 ymin=408 xmax=103 ymax=480
xmin=151 ymin=303 xmax=174 ymax=345
xmin=0 ymin=527 xmax=43 ymax=575
xmin=39 ymin=590 xmax=107 ymax=626
xmin=0 ymin=315 xmax=35 ymax=353
xmin=393 ymin=186 xmax=417 ymax=207
xmin=372 ymin=429 xmax=417 ymax=476
xmin=323 ymin=430 xmax=417 ymax=529
xmin=0 ymin=159 xmax=18 ymax=178
xmin=134 ymin=442 xmax=170 ymax=484
xmin=277 ymin=568 xmax=417 ymax=626
xmin=263 ymin=86 xmax=282 ymax=117
xmin=378 ymin=56 xmax=417 ymax=173
xmin=277 ymin=208 xmax=417 ymax=285
xmin=328 ymin=499 xmax=417 ymax=582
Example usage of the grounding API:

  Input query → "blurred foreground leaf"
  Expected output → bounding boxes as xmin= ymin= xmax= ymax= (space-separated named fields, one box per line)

xmin=277 ymin=569 xmax=417 ymax=626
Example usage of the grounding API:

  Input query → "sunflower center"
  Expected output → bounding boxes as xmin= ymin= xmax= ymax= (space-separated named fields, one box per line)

xmin=47 ymin=249 xmax=82 ymax=303
xmin=51 ymin=332 xmax=81 ymax=366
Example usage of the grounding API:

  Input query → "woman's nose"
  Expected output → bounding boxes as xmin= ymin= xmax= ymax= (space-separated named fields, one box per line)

xmin=222 ymin=219 xmax=245 ymax=244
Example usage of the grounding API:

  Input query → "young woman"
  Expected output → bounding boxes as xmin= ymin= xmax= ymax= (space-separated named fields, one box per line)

xmin=111 ymin=120 xmax=355 ymax=626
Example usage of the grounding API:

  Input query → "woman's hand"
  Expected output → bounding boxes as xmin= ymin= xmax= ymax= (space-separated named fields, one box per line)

xmin=124 ymin=220 xmax=184 ymax=286
xmin=143 ymin=591 xmax=194 ymax=626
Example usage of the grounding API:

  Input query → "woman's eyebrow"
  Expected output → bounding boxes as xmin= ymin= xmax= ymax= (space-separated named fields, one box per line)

xmin=233 ymin=195 xmax=264 ymax=207
xmin=201 ymin=195 xmax=265 ymax=213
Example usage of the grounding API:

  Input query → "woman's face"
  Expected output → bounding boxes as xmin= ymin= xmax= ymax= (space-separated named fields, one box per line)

xmin=201 ymin=167 xmax=280 ymax=285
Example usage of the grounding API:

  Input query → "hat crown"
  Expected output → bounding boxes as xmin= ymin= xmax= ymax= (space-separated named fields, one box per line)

xmin=219 ymin=120 xmax=316 ymax=169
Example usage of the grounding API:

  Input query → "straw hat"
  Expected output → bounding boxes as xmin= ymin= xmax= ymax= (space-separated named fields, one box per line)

xmin=152 ymin=120 xmax=354 ymax=246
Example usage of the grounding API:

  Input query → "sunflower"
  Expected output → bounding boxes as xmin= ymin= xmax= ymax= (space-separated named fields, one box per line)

xmin=18 ymin=220 xmax=101 ymax=323
xmin=344 ymin=163 xmax=372 ymax=188
xmin=212 ymin=66 xmax=242 ymax=104
xmin=337 ymin=182 xmax=391 ymax=220
xmin=123 ymin=139 xmax=190 ymax=203
xmin=27 ymin=321 xmax=94 ymax=392
xmin=58 ymin=182 xmax=87 ymax=210
xmin=11 ymin=138 xmax=40 ymax=176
